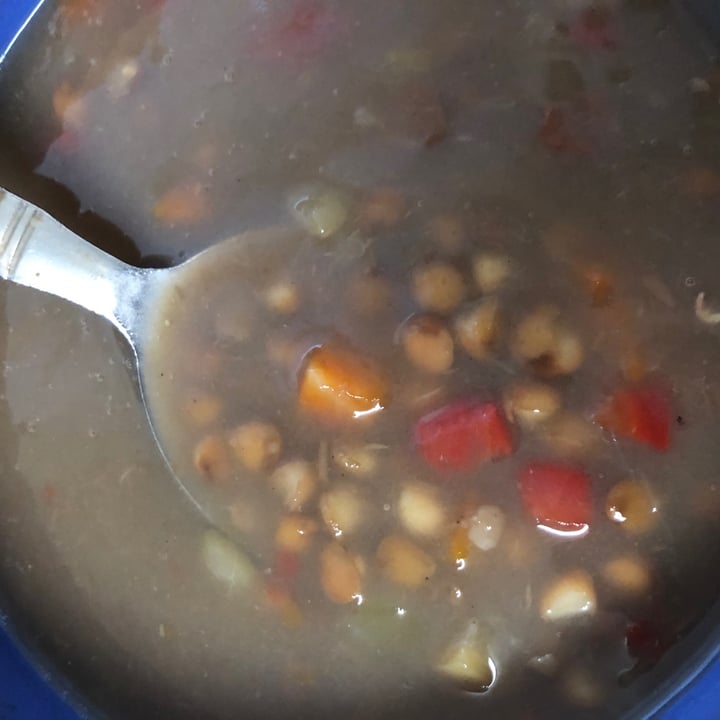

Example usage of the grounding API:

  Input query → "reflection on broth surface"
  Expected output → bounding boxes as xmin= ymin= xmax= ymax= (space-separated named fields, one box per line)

xmin=1 ymin=1 xmax=720 ymax=719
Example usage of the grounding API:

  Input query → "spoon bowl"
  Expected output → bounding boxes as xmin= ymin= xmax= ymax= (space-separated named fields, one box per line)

xmin=0 ymin=186 xmax=300 ymax=537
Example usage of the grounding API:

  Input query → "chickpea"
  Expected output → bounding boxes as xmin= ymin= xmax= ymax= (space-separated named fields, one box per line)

xmin=347 ymin=272 xmax=392 ymax=316
xmin=275 ymin=514 xmax=318 ymax=553
xmin=503 ymin=382 xmax=561 ymax=429
xmin=428 ymin=213 xmax=466 ymax=254
xmin=261 ymin=278 xmax=300 ymax=315
xmin=332 ymin=441 xmax=379 ymax=477
xmin=270 ymin=460 xmax=318 ymax=511
xmin=513 ymin=306 xmax=584 ymax=377
xmin=185 ymin=392 xmax=223 ymax=427
xmin=606 ymin=480 xmax=658 ymax=534
xmin=454 ymin=299 xmax=498 ymax=360
xmin=320 ymin=542 xmax=363 ymax=604
xmin=602 ymin=555 xmax=651 ymax=594
xmin=472 ymin=253 xmax=512 ymax=294
xmin=319 ymin=484 xmax=367 ymax=537
xmin=397 ymin=482 xmax=447 ymax=538
xmin=193 ymin=434 xmax=233 ymax=482
xmin=540 ymin=570 xmax=596 ymax=621
xmin=360 ymin=188 xmax=407 ymax=229
xmin=400 ymin=314 xmax=454 ymax=374
xmin=376 ymin=535 xmax=437 ymax=588
xmin=541 ymin=412 xmax=600 ymax=456
xmin=411 ymin=262 xmax=466 ymax=313
xmin=228 ymin=421 xmax=282 ymax=473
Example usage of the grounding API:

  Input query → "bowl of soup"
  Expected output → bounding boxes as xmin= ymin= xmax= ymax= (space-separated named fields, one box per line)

xmin=1 ymin=1 xmax=720 ymax=718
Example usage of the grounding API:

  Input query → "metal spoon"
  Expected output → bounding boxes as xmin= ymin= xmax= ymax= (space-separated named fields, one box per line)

xmin=0 ymin=186 xmax=299 ymax=534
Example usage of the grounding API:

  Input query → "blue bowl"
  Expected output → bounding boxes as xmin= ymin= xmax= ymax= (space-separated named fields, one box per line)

xmin=0 ymin=2 xmax=719 ymax=718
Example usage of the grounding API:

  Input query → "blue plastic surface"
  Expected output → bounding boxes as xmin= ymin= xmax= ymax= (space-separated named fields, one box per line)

xmin=0 ymin=1 xmax=719 ymax=718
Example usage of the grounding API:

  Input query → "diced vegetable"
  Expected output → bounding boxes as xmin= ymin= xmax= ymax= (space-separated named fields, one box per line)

xmin=397 ymin=482 xmax=447 ymax=538
xmin=503 ymin=382 xmax=561 ymax=429
xmin=519 ymin=463 xmax=591 ymax=534
xmin=606 ymin=480 xmax=658 ymax=534
xmin=298 ymin=343 xmax=388 ymax=424
xmin=228 ymin=421 xmax=283 ymax=473
xmin=319 ymin=483 xmax=367 ymax=537
xmin=472 ymin=253 xmax=512 ymax=294
xmin=513 ymin=305 xmax=584 ymax=376
xmin=270 ymin=459 xmax=318 ymax=511
xmin=193 ymin=434 xmax=233 ymax=482
xmin=288 ymin=184 xmax=348 ymax=238
xmin=377 ymin=535 xmax=436 ymax=588
xmin=413 ymin=399 xmax=513 ymax=474
xmin=454 ymin=299 xmax=498 ymax=360
xmin=595 ymin=385 xmax=670 ymax=451
xmin=411 ymin=262 xmax=466 ymax=313
xmin=436 ymin=636 xmax=496 ymax=693
xmin=467 ymin=505 xmax=506 ymax=551
xmin=540 ymin=570 xmax=596 ymax=621
xmin=448 ymin=525 xmax=471 ymax=566
xmin=202 ymin=529 xmax=257 ymax=590
xmin=320 ymin=542 xmax=363 ymax=604
xmin=275 ymin=514 xmax=318 ymax=553
xmin=400 ymin=315 xmax=454 ymax=374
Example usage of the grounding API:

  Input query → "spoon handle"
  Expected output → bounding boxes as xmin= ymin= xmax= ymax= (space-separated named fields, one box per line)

xmin=0 ymin=187 xmax=153 ymax=341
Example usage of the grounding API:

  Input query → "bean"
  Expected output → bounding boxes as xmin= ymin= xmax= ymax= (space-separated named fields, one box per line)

xmin=320 ymin=542 xmax=363 ymax=604
xmin=400 ymin=314 xmax=454 ymax=374
xmin=320 ymin=484 xmax=367 ymax=537
xmin=602 ymin=555 xmax=651 ymax=594
xmin=377 ymin=535 xmax=436 ymax=588
xmin=332 ymin=441 xmax=379 ymax=477
xmin=275 ymin=514 xmax=318 ymax=553
xmin=397 ymin=482 xmax=447 ymax=538
xmin=185 ymin=392 xmax=223 ymax=427
xmin=472 ymin=253 xmax=512 ymax=294
xmin=193 ymin=434 xmax=233 ymax=483
xmin=503 ymin=382 xmax=561 ymax=429
xmin=202 ymin=529 xmax=256 ymax=591
xmin=270 ymin=460 xmax=318 ymax=511
xmin=454 ymin=299 xmax=498 ymax=360
xmin=261 ymin=278 xmax=300 ymax=315
xmin=412 ymin=262 xmax=466 ymax=313
xmin=228 ymin=421 xmax=282 ymax=473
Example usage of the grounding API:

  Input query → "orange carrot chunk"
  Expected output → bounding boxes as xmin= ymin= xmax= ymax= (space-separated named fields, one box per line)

xmin=298 ymin=343 xmax=388 ymax=424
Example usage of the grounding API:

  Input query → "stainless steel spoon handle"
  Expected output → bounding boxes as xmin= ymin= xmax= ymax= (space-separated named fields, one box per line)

xmin=0 ymin=188 xmax=153 ymax=341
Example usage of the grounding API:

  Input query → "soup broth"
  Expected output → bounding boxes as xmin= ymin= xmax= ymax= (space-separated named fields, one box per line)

xmin=1 ymin=1 xmax=720 ymax=719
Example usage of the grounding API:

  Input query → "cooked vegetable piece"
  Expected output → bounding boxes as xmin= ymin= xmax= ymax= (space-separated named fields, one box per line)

xmin=467 ymin=505 xmax=506 ymax=551
xmin=193 ymin=434 xmax=233 ymax=482
xmin=275 ymin=514 xmax=318 ymax=553
xmin=540 ymin=570 xmax=596 ymax=621
xmin=519 ymin=463 xmax=591 ymax=533
xmin=153 ymin=183 xmax=210 ymax=224
xmin=320 ymin=542 xmax=363 ymax=604
xmin=376 ymin=535 xmax=436 ymax=588
xmin=270 ymin=460 xmax=318 ymax=511
xmin=288 ymin=183 xmax=348 ymax=238
xmin=503 ymin=382 xmax=561 ymax=428
xmin=595 ymin=385 xmax=670 ymax=451
xmin=602 ymin=555 xmax=651 ymax=594
xmin=185 ymin=392 xmax=223 ymax=427
xmin=414 ymin=399 xmax=513 ymax=474
xmin=319 ymin=484 xmax=367 ymax=537
xmin=298 ymin=344 xmax=388 ymax=423
xmin=202 ymin=529 xmax=257 ymax=590
xmin=472 ymin=253 xmax=512 ymax=294
xmin=436 ymin=636 xmax=495 ymax=692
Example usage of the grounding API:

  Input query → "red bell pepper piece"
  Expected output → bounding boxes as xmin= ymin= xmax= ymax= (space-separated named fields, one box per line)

xmin=595 ymin=384 xmax=670 ymax=452
xmin=413 ymin=399 xmax=513 ymax=474
xmin=519 ymin=463 xmax=592 ymax=534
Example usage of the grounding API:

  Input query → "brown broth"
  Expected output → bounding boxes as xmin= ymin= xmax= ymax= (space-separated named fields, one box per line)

xmin=0 ymin=1 xmax=720 ymax=719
